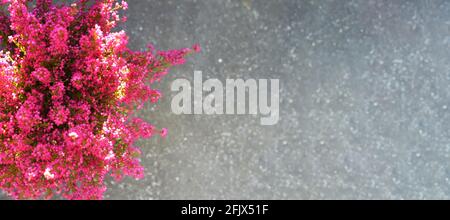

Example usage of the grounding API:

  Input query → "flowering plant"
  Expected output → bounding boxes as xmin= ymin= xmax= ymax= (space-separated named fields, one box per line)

xmin=0 ymin=0 xmax=198 ymax=200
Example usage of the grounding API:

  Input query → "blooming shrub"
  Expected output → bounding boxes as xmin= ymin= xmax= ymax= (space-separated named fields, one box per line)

xmin=0 ymin=0 xmax=199 ymax=200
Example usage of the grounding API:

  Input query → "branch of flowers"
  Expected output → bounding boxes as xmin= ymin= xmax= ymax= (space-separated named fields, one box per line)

xmin=149 ymin=48 xmax=199 ymax=79
xmin=0 ymin=0 xmax=198 ymax=200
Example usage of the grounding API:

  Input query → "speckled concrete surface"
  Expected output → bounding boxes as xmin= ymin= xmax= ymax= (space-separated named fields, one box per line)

xmin=2 ymin=0 xmax=450 ymax=200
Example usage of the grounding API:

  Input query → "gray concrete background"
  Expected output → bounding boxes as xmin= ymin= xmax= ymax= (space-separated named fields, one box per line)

xmin=2 ymin=0 xmax=450 ymax=200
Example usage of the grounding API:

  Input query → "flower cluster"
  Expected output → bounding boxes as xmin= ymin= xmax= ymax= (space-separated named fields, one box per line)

xmin=0 ymin=0 xmax=198 ymax=200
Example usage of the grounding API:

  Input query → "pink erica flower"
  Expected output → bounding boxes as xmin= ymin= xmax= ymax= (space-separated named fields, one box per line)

xmin=0 ymin=0 xmax=198 ymax=200
xmin=160 ymin=128 xmax=168 ymax=138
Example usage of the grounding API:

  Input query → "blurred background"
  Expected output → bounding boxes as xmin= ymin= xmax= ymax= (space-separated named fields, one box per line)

xmin=2 ymin=0 xmax=450 ymax=200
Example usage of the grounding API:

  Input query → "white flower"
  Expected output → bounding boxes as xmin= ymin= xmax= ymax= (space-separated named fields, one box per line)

xmin=44 ymin=168 xmax=55 ymax=180
xmin=68 ymin=132 xmax=79 ymax=139
xmin=26 ymin=171 xmax=37 ymax=181
xmin=105 ymin=150 xmax=115 ymax=160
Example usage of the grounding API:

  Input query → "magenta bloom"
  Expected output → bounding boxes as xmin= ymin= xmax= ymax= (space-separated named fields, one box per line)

xmin=0 ymin=0 xmax=198 ymax=200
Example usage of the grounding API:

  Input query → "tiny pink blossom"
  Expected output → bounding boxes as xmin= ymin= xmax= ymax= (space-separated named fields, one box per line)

xmin=150 ymin=90 xmax=162 ymax=103
xmin=160 ymin=128 xmax=168 ymax=138
xmin=122 ymin=1 xmax=128 ymax=10
xmin=192 ymin=44 xmax=201 ymax=53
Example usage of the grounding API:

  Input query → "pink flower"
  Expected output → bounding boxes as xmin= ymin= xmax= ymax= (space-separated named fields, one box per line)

xmin=160 ymin=128 xmax=168 ymax=138
xmin=31 ymin=67 xmax=52 ymax=85
xmin=49 ymin=25 xmax=69 ymax=56
xmin=150 ymin=89 xmax=162 ymax=103
xmin=0 ymin=0 xmax=199 ymax=200
xmin=49 ymin=105 xmax=70 ymax=126
xmin=71 ymin=71 xmax=83 ymax=90
xmin=50 ymin=82 xmax=65 ymax=101
xmin=122 ymin=1 xmax=128 ymax=10
xmin=192 ymin=44 xmax=201 ymax=53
